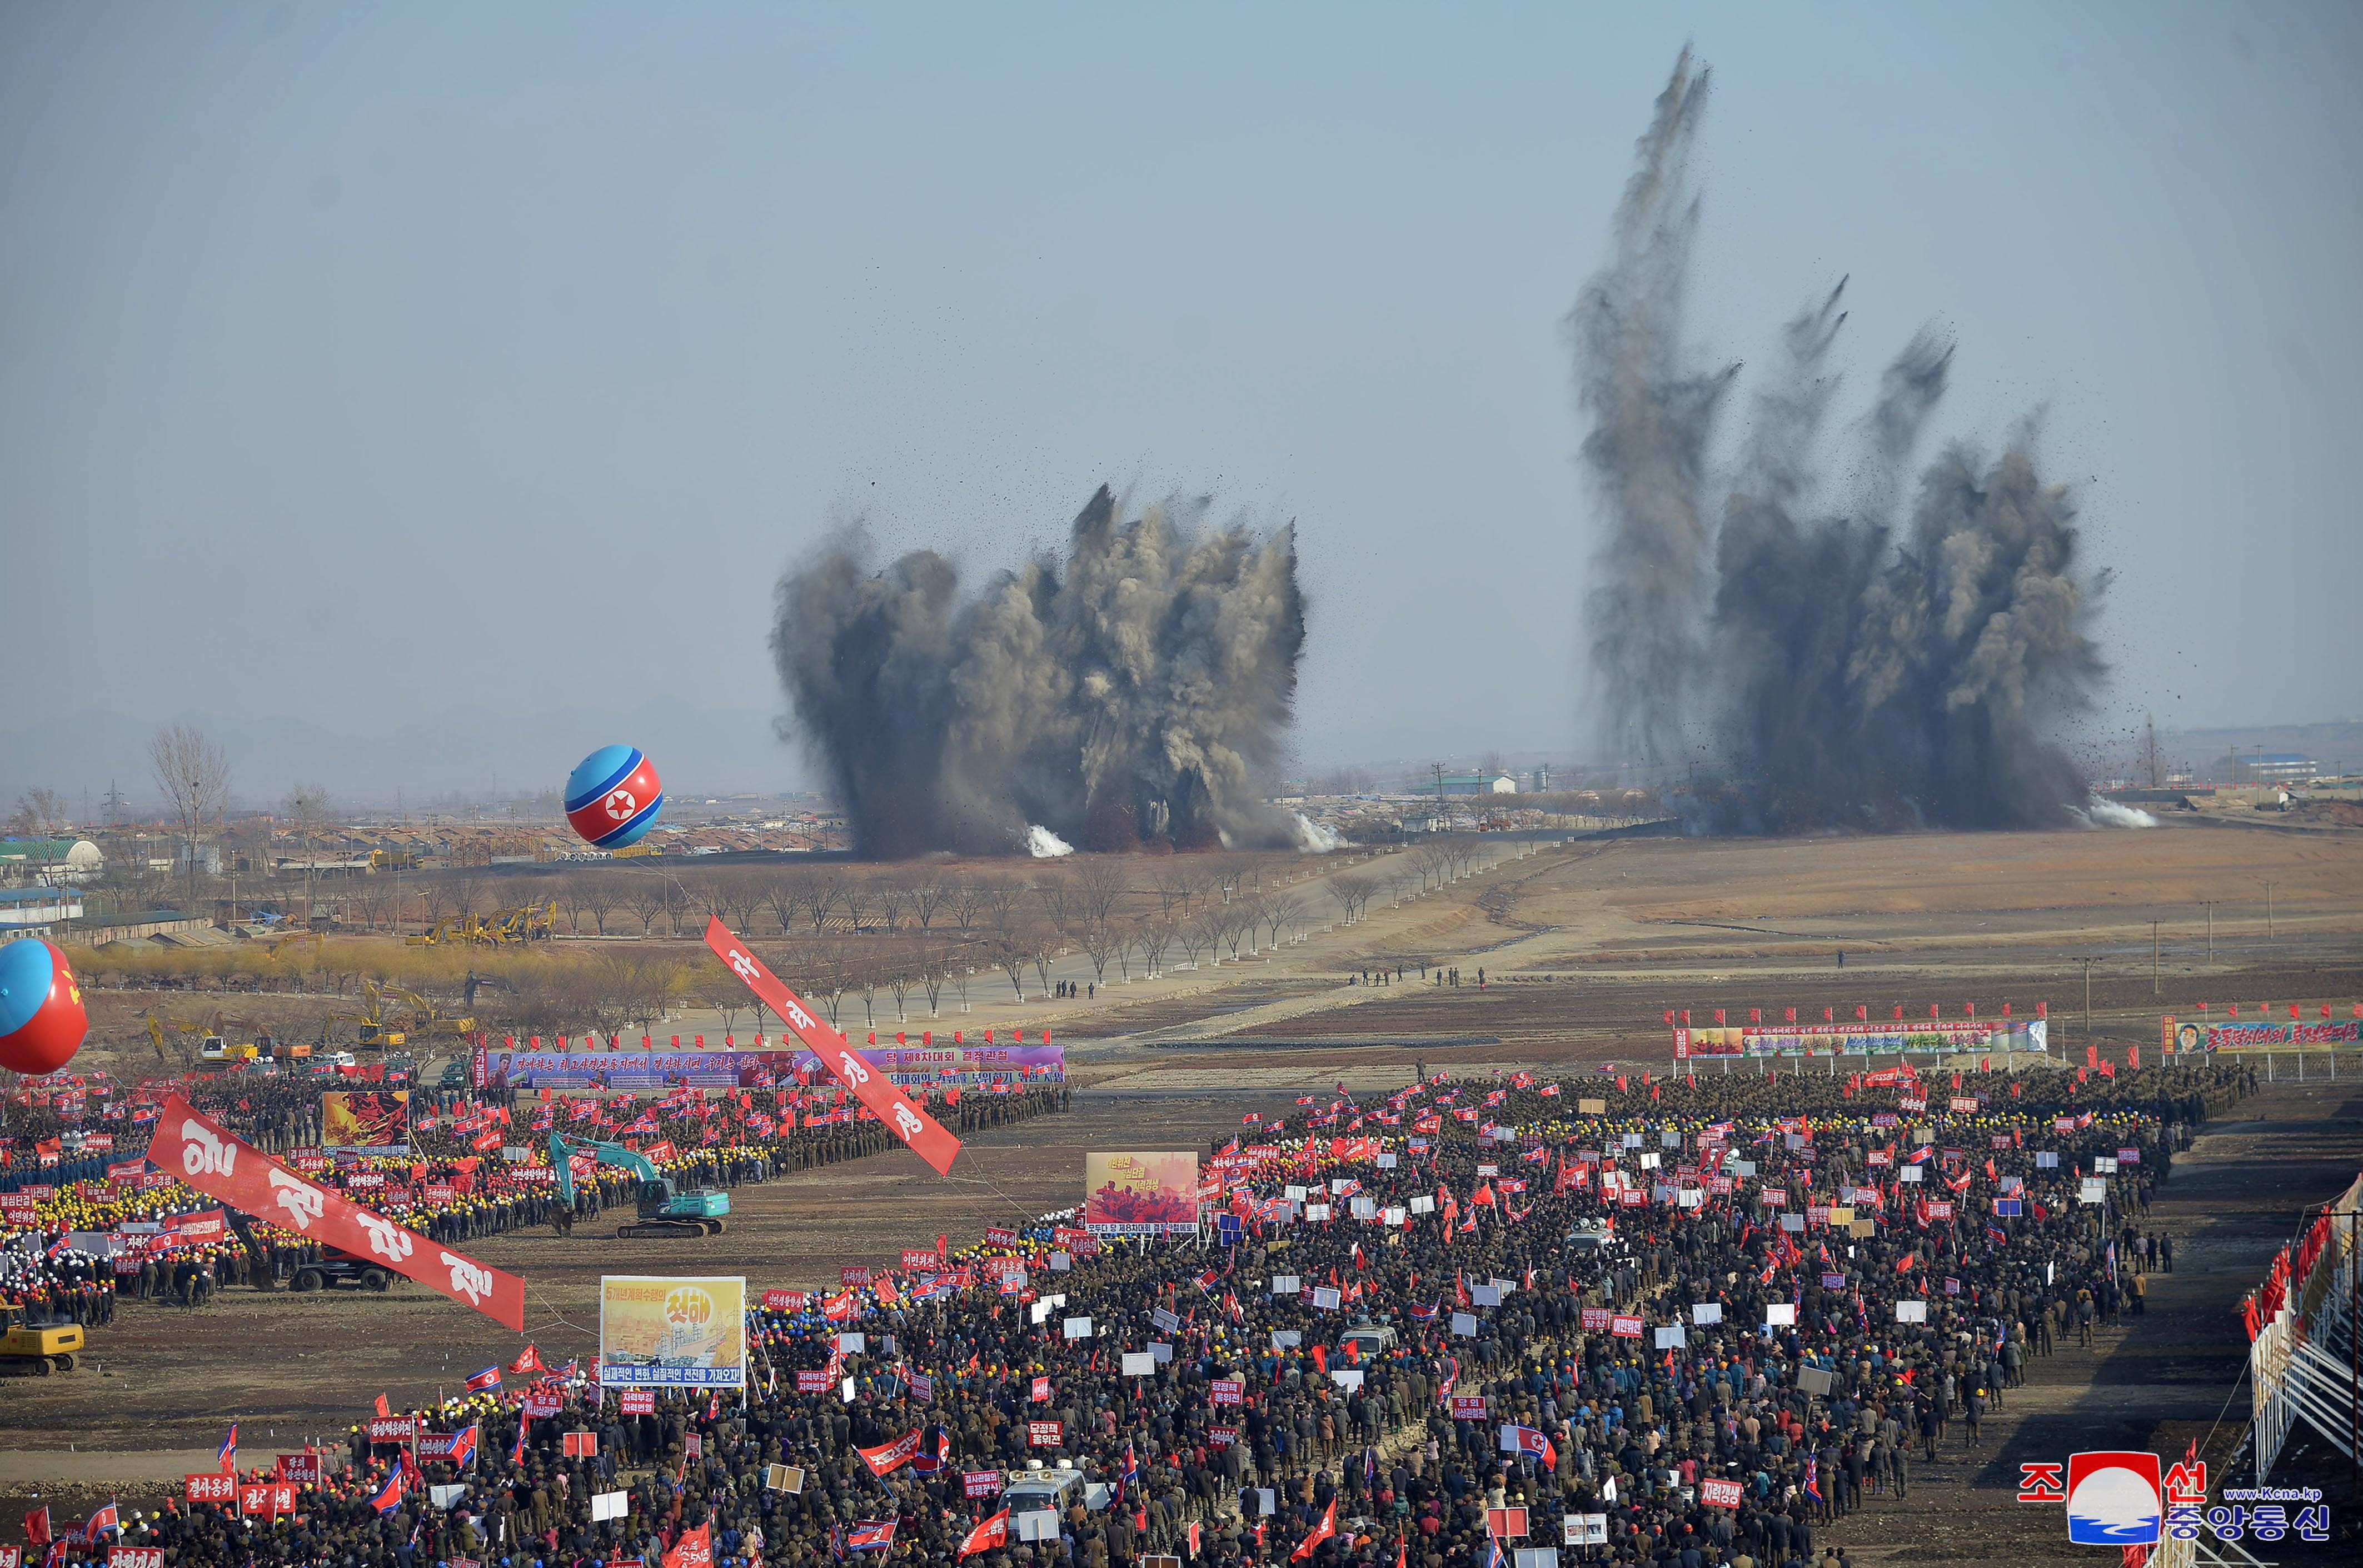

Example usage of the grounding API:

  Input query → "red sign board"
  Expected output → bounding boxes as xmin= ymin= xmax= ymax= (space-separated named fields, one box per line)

xmin=1610 ymin=1315 xmax=1643 ymax=1339
xmin=276 ymin=1452 xmax=322 ymax=1486
xmin=796 ymin=1371 xmax=834 ymax=1394
xmin=367 ymin=1416 xmax=417 ymax=1442
xmin=185 ymin=1474 xmax=237 ymax=1504
xmin=840 ymin=1266 xmax=872 ymax=1287
xmin=964 ymin=1471 xmax=1001 ymax=1499
xmin=239 ymin=1483 xmax=296 ymax=1517
xmin=1027 ymin=1420 xmax=1063 ymax=1447
xmin=1448 ymin=1395 xmax=1488 ymax=1420
xmin=1699 ymin=1478 xmax=1743 ymax=1509
xmin=109 ymin=1551 xmax=167 ymax=1568
xmin=762 ymin=1289 xmax=807 ymax=1312
xmin=1484 ymin=1509 xmax=1528 ymax=1541
xmin=1579 ymin=1307 xmax=1612 ymax=1331
xmin=1209 ymin=1378 xmax=1243 ymax=1406
xmin=620 ymin=1390 xmax=655 ymax=1415
xmin=523 ymin=1391 xmax=563 ymax=1418
xmin=562 ymin=1431 xmax=599 ymax=1458
xmin=901 ymin=1249 xmax=940 ymax=1270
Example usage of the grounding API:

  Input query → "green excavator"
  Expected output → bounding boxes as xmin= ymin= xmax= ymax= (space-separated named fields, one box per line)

xmin=548 ymin=1131 xmax=731 ymax=1239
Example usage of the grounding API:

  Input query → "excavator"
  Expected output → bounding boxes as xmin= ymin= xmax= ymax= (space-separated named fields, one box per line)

xmin=337 ymin=980 xmax=475 ymax=1049
xmin=405 ymin=901 xmax=557 ymax=948
xmin=549 ymin=1132 xmax=730 ymax=1239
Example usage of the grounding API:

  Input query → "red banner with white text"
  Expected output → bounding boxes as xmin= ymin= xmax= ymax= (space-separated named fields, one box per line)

xmin=151 ymin=1094 xmax=525 ymax=1331
xmin=703 ymin=918 xmax=961 ymax=1176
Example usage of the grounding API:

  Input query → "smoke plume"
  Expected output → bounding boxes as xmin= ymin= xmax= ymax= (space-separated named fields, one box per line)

xmin=772 ymin=486 xmax=1307 ymax=857
xmin=1573 ymin=52 xmax=2109 ymax=832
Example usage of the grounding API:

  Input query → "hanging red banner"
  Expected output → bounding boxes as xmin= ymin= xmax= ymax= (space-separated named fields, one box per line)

xmin=151 ymin=1093 xmax=525 ymax=1331
xmin=702 ymin=918 xmax=961 ymax=1176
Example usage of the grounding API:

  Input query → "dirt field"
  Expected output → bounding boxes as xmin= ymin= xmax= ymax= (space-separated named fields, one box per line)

xmin=11 ymin=818 xmax=2362 ymax=1559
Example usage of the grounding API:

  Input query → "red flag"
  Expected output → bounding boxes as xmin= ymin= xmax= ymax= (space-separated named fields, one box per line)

xmin=1292 ymin=1499 xmax=1338 ymax=1561
xmin=373 ymin=1393 xmax=390 ymax=1419
xmin=664 ymin=1521 xmax=713 ymax=1568
xmin=960 ymin=1511 xmax=1011 ymax=1559
xmin=509 ymin=1344 xmax=545 ymax=1377
xmin=24 ymin=1506 xmax=51 ymax=1545
xmin=858 ymin=1430 xmax=923 ymax=1476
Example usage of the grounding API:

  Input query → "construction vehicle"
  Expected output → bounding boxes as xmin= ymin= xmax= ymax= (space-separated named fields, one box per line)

xmin=338 ymin=980 xmax=472 ymax=1048
xmin=549 ymin=1132 xmax=730 ymax=1239
xmin=0 ymin=1322 xmax=86 ymax=1376
xmin=405 ymin=901 xmax=557 ymax=948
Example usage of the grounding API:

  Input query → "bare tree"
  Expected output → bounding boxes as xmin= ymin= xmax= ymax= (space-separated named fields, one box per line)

xmin=874 ymin=878 xmax=909 ymax=935
xmin=1138 ymin=917 xmax=1175 ymax=978
xmin=625 ymin=875 xmax=670 ymax=936
xmin=1071 ymin=858 xmax=1131 ymax=929
xmin=148 ymin=723 xmax=230 ymax=914
xmin=1185 ymin=907 xmax=1226 ymax=967
xmin=805 ymin=872 xmax=846 ymax=933
xmin=1031 ymin=870 xmax=1077 ymax=932
xmin=761 ymin=876 xmax=803 ymax=935
xmin=989 ymin=926 xmax=1031 ymax=1001
xmin=910 ymin=878 xmax=950 ymax=931
xmin=660 ymin=877 xmax=694 ymax=936
xmin=448 ymin=872 xmax=490 ymax=926
xmin=947 ymin=881 xmax=989 ymax=932
xmin=1259 ymin=893 xmax=1305 ymax=950
xmin=1219 ymin=905 xmax=1253 ymax=962
xmin=1150 ymin=867 xmax=1203 ymax=921
xmin=6 ymin=787 xmax=72 ymax=837
xmin=916 ymin=939 xmax=952 ymax=1017
xmin=1329 ymin=874 xmax=1377 ymax=925
xmin=580 ymin=875 xmax=625 ymax=937
xmin=1076 ymin=916 xmax=1124 ymax=987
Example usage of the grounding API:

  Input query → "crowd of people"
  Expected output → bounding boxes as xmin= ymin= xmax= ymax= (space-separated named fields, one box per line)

xmin=7 ymin=1050 xmax=2258 ymax=1568
xmin=0 ymin=1062 xmax=1066 ymax=1328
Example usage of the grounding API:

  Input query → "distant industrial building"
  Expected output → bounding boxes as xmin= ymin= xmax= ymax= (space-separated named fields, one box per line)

xmin=2250 ymin=753 xmax=2317 ymax=784
xmin=0 ymin=886 xmax=85 ymax=942
xmin=0 ymin=837 xmax=104 ymax=885
xmin=1438 ymin=773 xmax=1518 ymax=796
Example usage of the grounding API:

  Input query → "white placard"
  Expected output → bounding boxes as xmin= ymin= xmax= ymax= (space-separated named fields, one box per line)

xmin=1017 ymin=1512 xmax=1062 ymax=1543
xmin=1451 ymin=1312 xmax=1479 ymax=1337
xmin=1150 ymin=1341 xmax=1172 ymax=1363
xmin=837 ymin=1332 xmax=866 ymax=1353
xmin=1330 ymin=1177 xmax=1354 ymax=1194
xmin=591 ymin=1490 xmax=628 ymax=1521
xmin=1049 ymin=1251 xmax=1071 ymax=1272
xmin=1515 ymin=1551 xmax=1560 ymax=1568
xmin=1781 ymin=1214 xmax=1806 ymax=1232
xmin=1122 ymin=1352 xmax=1154 ymax=1376
xmin=1269 ymin=1330 xmax=1302 ymax=1349
xmin=1384 ymin=1206 xmax=1407 ymax=1227
xmin=1654 ymin=1324 xmax=1688 ymax=1349
xmin=1473 ymin=1284 xmax=1502 ymax=1307
xmin=1310 ymin=1286 xmax=1342 ymax=1311
xmin=1564 ymin=1516 xmax=1608 ymax=1547
xmin=2080 ymin=1179 xmax=2107 ymax=1204
xmin=1331 ymin=1369 xmax=1364 ymax=1390
xmin=1894 ymin=1300 xmax=1927 ymax=1324
xmin=1305 ymin=1204 xmax=1332 ymax=1221
xmin=1285 ymin=1186 xmax=1308 ymax=1201
xmin=1622 ymin=1133 xmax=1643 ymax=1148
xmin=430 ymin=1484 xmax=468 ymax=1510
xmin=1764 ymin=1303 xmax=1797 ymax=1326
xmin=2036 ymin=1151 xmax=2059 ymax=1168
xmin=1691 ymin=1302 xmax=1723 ymax=1325
xmin=1639 ymin=1151 xmax=1661 ymax=1170
xmin=1257 ymin=1489 xmax=1277 ymax=1516
xmin=1063 ymin=1316 xmax=1093 ymax=1340
xmin=1377 ymin=1152 xmax=1398 ymax=1170
xmin=1661 ymin=1129 xmax=1681 ymax=1147
xmin=1410 ymin=1196 xmax=1435 ymax=1215
xmin=1900 ymin=1165 xmax=1923 ymax=1184
xmin=1272 ymin=1275 xmax=1301 ymax=1295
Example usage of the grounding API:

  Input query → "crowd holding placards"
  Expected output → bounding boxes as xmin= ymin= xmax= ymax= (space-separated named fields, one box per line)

xmin=0 ymin=1065 xmax=1066 ymax=1328
xmin=6 ymin=1053 xmax=2264 ymax=1568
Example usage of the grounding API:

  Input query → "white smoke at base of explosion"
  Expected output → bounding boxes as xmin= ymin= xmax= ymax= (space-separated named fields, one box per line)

xmin=1292 ymin=814 xmax=1344 ymax=853
xmin=1026 ymin=825 xmax=1076 ymax=858
xmin=2073 ymin=797 xmax=2158 ymax=830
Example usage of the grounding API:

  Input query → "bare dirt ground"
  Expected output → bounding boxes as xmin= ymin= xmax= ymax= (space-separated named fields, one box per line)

xmin=11 ymin=820 xmax=2362 ymax=1557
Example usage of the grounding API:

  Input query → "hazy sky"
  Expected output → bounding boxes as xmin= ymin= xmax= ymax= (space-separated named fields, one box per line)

xmin=4 ymin=2 xmax=2359 ymax=786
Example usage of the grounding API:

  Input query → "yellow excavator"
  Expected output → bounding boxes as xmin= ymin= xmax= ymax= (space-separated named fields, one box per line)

xmin=338 ymin=980 xmax=475 ymax=1047
xmin=143 ymin=1012 xmax=216 ymax=1070
xmin=405 ymin=901 xmax=556 ymax=948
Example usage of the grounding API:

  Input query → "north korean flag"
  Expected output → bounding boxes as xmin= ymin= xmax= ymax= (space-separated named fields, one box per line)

xmin=466 ymin=1365 xmax=503 ymax=1392
xmin=371 ymin=1469 xmax=405 ymax=1516
xmin=846 ymin=1519 xmax=899 ymax=1552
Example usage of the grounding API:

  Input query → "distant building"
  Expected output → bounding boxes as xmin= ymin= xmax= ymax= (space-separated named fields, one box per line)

xmin=0 ymin=886 xmax=85 ymax=942
xmin=1437 ymin=774 xmax=1518 ymax=796
xmin=2251 ymin=753 xmax=2316 ymax=784
xmin=0 ymin=837 xmax=104 ymax=886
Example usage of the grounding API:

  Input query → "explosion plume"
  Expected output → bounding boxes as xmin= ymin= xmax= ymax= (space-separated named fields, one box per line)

xmin=1572 ymin=52 xmax=2109 ymax=832
xmin=771 ymin=486 xmax=1307 ymax=858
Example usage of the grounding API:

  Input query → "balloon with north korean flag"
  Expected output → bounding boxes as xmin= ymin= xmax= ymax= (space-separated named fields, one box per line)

xmin=0 ymin=936 xmax=88 ymax=1076
xmin=565 ymin=744 xmax=664 ymax=848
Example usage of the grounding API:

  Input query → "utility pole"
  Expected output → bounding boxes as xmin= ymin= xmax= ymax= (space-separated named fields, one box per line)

xmin=2264 ymin=880 xmax=2276 ymax=940
xmin=1434 ymin=762 xmax=1445 ymax=832
xmin=2151 ymin=921 xmax=2162 ymax=996
xmin=2204 ymin=901 xmax=2216 ymax=961
xmin=2078 ymin=957 xmax=2100 ymax=1040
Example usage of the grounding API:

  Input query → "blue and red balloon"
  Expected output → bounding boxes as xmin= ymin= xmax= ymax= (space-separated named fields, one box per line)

xmin=0 ymin=937 xmax=88 ymax=1076
xmin=565 ymin=745 xmax=664 ymax=848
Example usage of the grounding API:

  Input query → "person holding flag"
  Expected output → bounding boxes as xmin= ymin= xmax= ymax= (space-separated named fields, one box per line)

xmin=216 ymin=1424 xmax=237 ymax=1475
xmin=958 ymin=1510 xmax=1009 ymax=1559
xmin=1290 ymin=1497 xmax=1336 ymax=1562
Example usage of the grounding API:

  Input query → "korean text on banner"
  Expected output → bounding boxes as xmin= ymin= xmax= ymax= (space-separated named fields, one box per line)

xmin=599 ymin=1276 xmax=748 ymax=1388
xmin=1083 ymin=1152 xmax=1200 ymax=1237
xmin=704 ymin=918 xmax=960 ymax=1175
xmin=150 ymin=1093 xmax=523 ymax=1331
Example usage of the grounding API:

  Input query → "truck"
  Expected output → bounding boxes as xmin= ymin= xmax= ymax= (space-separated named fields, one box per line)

xmin=550 ymin=1132 xmax=730 ymax=1239
xmin=0 ymin=1322 xmax=86 ymax=1376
